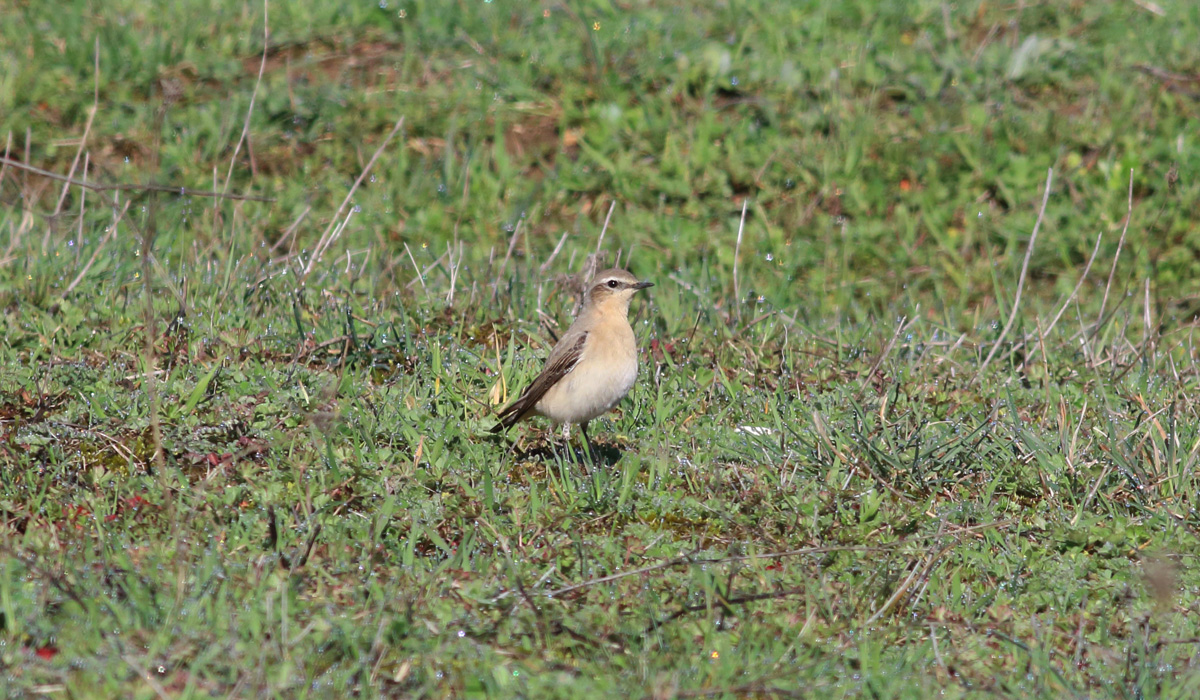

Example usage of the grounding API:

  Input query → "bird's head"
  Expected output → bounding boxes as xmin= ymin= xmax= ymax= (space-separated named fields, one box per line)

xmin=586 ymin=268 xmax=653 ymax=312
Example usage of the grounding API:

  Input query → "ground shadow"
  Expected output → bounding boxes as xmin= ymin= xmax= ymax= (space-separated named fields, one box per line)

xmin=501 ymin=436 xmax=625 ymax=468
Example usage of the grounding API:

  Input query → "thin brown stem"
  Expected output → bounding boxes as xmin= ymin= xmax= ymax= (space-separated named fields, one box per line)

xmin=976 ymin=168 xmax=1052 ymax=381
xmin=0 ymin=156 xmax=273 ymax=203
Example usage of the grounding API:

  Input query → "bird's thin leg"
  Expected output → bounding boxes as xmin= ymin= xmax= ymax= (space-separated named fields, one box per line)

xmin=579 ymin=421 xmax=596 ymax=468
xmin=546 ymin=423 xmax=564 ymax=467
xmin=547 ymin=423 xmax=564 ymax=466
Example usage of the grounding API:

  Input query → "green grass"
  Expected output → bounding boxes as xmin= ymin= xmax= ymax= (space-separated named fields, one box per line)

xmin=3 ymin=0 xmax=1200 ymax=696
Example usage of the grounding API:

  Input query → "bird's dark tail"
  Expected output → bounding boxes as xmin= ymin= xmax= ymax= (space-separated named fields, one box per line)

xmin=490 ymin=400 xmax=531 ymax=433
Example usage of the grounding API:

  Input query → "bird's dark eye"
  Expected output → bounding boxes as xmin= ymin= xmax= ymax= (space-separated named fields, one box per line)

xmin=607 ymin=280 xmax=619 ymax=288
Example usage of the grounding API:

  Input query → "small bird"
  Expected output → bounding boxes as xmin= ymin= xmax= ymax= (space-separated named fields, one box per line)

xmin=491 ymin=268 xmax=654 ymax=460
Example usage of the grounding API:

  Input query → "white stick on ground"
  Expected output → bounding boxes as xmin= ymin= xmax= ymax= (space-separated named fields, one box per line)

xmin=733 ymin=200 xmax=748 ymax=316
xmin=301 ymin=115 xmax=405 ymax=283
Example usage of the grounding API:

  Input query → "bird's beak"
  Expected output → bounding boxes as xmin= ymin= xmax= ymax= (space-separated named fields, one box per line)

xmin=632 ymin=281 xmax=654 ymax=290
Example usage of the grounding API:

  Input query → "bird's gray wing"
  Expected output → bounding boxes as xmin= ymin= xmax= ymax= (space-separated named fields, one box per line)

xmin=491 ymin=331 xmax=588 ymax=432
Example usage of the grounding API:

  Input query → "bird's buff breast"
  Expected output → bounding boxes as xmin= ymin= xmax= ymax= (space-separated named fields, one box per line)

xmin=534 ymin=335 xmax=638 ymax=425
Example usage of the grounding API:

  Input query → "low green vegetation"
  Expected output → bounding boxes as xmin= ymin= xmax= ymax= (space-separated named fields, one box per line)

xmin=2 ymin=0 xmax=1200 ymax=696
